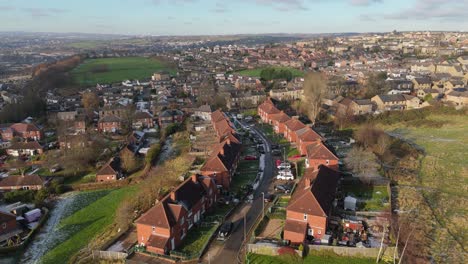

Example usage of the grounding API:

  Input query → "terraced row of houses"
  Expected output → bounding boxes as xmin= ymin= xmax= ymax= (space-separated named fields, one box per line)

xmin=258 ymin=98 xmax=341 ymax=244
xmin=135 ymin=109 xmax=241 ymax=255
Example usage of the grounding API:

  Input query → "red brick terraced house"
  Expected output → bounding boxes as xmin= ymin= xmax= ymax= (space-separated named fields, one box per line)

xmin=284 ymin=166 xmax=340 ymax=244
xmin=283 ymin=118 xmax=306 ymax=143
xmin=200 ymin=136 xmax=242 ymax=189
xmin=257 ymin=98 xmax=280 ymax=124
xmin=0 ymin=123 xmax=42 ymax=141
xmin=96 ymin=157 xmax=121 ymax=182
xmin=135 ymin=174 xmax=218 ymax=255
xmin=269 ymin=111 xmax=291 ymax=134
xmin=305 ymin=141 xmax=339 ymax=171
xmin=295 ymin=127 xmax=324 ymax=156
xmin=133 ymin=111 xmax=155 ymax=129
xmin=98 ymin=115 xmax=122 ymax=133
xmin=0 ymin=174 xmax=44 ymax=191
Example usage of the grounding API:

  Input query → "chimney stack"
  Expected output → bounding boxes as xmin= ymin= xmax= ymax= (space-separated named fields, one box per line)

xmin=191 ymin=174 xmax=198 ymax=183
xmin=170 ymin=191 xmax=177 ymax=201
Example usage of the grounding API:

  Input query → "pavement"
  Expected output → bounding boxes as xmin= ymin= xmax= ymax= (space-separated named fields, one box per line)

xmin=203 ymin=120 xmax=275 ymax=264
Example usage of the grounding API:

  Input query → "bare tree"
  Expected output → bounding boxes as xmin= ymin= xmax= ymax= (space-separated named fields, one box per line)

xmin=344 ymin=146 xmax=380 ymax=184
xmin=334 ymin=105 xmax=354 ymax=130
xmin=81 ymin=92 xmax=100 ymax=113
xmin=302 ymin=72 xmax=327 ymax=125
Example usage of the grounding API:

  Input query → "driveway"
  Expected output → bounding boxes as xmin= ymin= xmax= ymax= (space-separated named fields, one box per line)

xmin=204 ymin=120 xmax=275 ymax=264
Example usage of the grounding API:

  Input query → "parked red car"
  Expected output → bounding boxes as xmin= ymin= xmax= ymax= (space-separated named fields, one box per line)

xmin=275 ymin=159 xmax=282 ymax=167
xmin=244 ymin=155 xmax=258 ymax=160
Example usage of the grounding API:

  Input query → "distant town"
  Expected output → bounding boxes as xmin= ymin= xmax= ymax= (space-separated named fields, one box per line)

xmin=0 ymin=30 xmax=466 ymax=264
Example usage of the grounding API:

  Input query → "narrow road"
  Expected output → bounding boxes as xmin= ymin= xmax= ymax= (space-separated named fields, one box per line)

xmin=206 ymin=120 xmax=275 ymax=264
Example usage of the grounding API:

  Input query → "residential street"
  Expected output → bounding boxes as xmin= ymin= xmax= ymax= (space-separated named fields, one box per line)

xmin=204 ymin=120 xmax=275 ymax=264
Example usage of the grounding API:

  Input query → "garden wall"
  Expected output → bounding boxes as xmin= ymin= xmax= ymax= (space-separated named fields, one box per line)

xmin=308 ymin=245 xmax=396 ymax=259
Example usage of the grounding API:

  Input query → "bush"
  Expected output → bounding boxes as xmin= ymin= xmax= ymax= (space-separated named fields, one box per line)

xmin=145 ymin=143 xmax=162 ymax=166
xmin=4 ymin=190 xmax=36 ymax=203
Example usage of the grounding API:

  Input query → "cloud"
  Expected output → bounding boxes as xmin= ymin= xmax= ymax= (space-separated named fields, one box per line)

xmin=21 ymin=7 xmax=68 ymax=18
xmin=211 ymin=2 xmax=229 ymax=13
xmin=251 ymin=0 xmax=308 ymax=11
xmin=384 ymin=0 xmax=468 ymax=20
xmin=349 ymin=0 xmax=382 ymax=6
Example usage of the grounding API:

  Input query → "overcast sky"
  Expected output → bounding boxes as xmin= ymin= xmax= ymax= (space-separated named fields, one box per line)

xmin=0 ymin=0 xmax=467 ymax=35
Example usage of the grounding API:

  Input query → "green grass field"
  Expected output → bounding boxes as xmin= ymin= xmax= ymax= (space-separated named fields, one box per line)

xmin=41 ymin=187 xmax=137 ymax=264
xmin=235 ymin=67 xmax=304 ymax=78
xmin=382 ymin=114 xmax=467 ymax=196
xmin=381 ymin=113 xmax=467 ymax=259
xmin=71 ymin=57 xmax=176 ymax=86
xmin=247 ymin=251 xmax=388 ymax=264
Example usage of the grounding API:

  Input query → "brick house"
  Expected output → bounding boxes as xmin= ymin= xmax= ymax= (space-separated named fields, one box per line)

xmin=284 ymin=119 xmax=306 ymax=143
xmin=305 ymin=141 xmax=339 ymax=170
xmin=0 ymin=174 xmax=44 ymax=191
xmin=295 ymin=127 xmax=323 ymax=156
xmin=98 ymin=115 xmax=122 ymax=133
xmin=96 ymin=157 xmax=121 ymax=182
xmin=200 ymin=136 xmax=241 ymax=189
xmin=0 ymin=211 xmax=19 ymax=242
xmin=133 ymin=111 xmax=154 ymax=129
xmin=136 ymin=174 xmax=218 ymax=255
xmin=269 ymin=111 xmax=291 ymax=134
xmin=284 ymin=166 xmax=340 ymax=244
xmin=158 ymin=109 xmax=184 ymax=129
xmin=0 ymin=123 xmax=42 ymax=141
xmin=6 ymin=141 xmax=43 ymax=157
xmin=257 ymin=98 xmax=280 ymax=124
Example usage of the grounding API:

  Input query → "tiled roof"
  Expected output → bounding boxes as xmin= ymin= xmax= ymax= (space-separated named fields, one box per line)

xmin=136 ymin=175 xmax=216 ymax=228
xmin=0 ymin=174 xmax=44 ymax=188
xmin=284 ymin=119 xmax=306 ymax=132
xmin=306 ymin=142 xmax=338 ymax=161
xmin=296 ymin=127 xmax=323 ymax=142
xmin=287 ymin=166 xmax=340 ymax=217
xmin=97 ymin=157 xmax=120 ymax=176
xmin=8 ymin=141 xmax=42 ymax=150
xmin=284 ymin=219 xmax=308 ymax=234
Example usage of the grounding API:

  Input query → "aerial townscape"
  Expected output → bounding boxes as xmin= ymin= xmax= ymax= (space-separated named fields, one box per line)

xmin=0 ymin=1 xmax=467 ymax=264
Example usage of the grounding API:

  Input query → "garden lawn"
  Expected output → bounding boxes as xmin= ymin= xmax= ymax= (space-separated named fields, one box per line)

xmin=235 ymin=67 xmax=304 ymax=78
xmin=342 ymin=184 xmax=389 ymax=211
xmin=41 ymin=187 xmax=137 ymax=264
xmin=247 ymin=251 xmax=389 ymax=264
xmin=232 ymin=160 xmax=259 ymax=194
xmin=71 ymin=57 xmax=176 ymax=86
xmin=174 ymin=224 xmax=218 ymax=257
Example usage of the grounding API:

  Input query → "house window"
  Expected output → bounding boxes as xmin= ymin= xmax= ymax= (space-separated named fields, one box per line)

xmin=152 ymin=226 xmax=155 ymax=232
xmin=326 ymin=160 xmax=330 ymax=165
xmin=180 ymin=217 xmax=184 ymax=225
xmin=303 ymin=214 xmax=308 ymax=220
xmin=2 ymin=223 xmax=6 ymax=229
xmin=308 ymin=228 xmax=313 ymax=236
xmin=318 ymin=230 xmax=322 ymax=235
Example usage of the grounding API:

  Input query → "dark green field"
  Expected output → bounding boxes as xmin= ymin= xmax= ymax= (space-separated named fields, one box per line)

xmin=71 ymin=57 xmax=176 ymax=86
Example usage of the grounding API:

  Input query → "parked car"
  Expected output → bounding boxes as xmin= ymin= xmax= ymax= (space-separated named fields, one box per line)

xmin=274 ymin=184 xmax=291 ymax=194
xmin=276 ymin=159 xmax=282 ymax=167
xmin=277 ymin=162 xmax=291 ymax=170
xmin=272 ymin=149 xmax=281 ymax=156
xmin=217 ymin=222 xmax=234 ymax=241
xmin=271 ymin=144 xmax=279 ymax=150
xmin=244 ymin=116 xmax=253 ymax=122
xmin=244 ymin=155 xmax=258 ymax=160
xmin=258 ymin=146 xmax=265 ymax=154
xmin=276 ymin=170 xmax=294 ymax=180
xmin=263 ymin=193 xmax=275 ymax=203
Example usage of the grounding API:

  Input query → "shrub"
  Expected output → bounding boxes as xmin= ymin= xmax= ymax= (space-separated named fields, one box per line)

xmin=4 ymin=190 xmax=36 ymax=203
xmin=145 ymin=143 xmax=162 ymax=166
